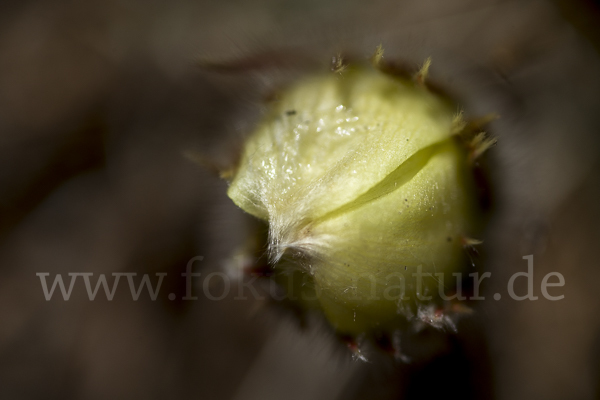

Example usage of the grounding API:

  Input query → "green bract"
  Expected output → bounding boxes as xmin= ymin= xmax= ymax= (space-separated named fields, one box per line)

xmin=227 ymin=64 xmax=483 ymax=335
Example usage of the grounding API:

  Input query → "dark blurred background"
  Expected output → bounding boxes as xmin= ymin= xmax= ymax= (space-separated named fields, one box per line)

xmin=1 ymin=0 xmax=600 ymax=399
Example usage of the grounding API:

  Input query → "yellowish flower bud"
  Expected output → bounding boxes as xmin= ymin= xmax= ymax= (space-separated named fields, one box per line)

xmin=227 ymin=57 xmax=489 ymax=338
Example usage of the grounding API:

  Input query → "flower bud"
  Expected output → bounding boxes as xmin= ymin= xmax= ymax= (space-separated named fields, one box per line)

xmin=227 ymin=58 xmax=488 ymax=337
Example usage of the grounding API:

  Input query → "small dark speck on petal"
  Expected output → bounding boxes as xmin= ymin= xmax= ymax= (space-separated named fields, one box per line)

xmin=286 ymin=110 xmax=296 ymax=116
